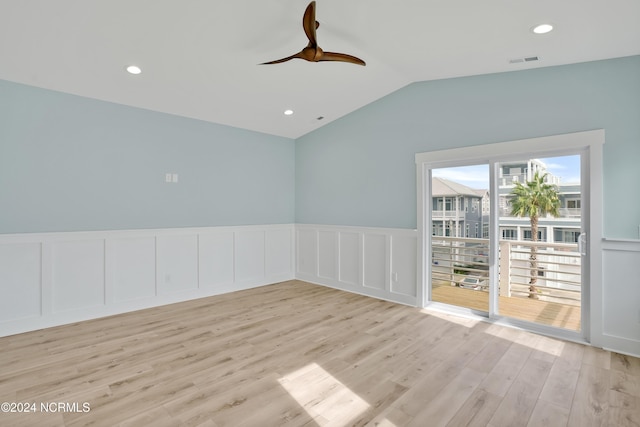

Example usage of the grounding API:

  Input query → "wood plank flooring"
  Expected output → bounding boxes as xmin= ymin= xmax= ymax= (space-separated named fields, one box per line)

xmin=0 ymin=280 xmax=638 ymax=427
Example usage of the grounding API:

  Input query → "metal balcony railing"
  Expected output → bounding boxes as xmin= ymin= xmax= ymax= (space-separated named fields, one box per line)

xmin=431 ymin=236 xmax=581 ymax=306
xmin=431 ymin=210 xmax=466 ymax=219
xmin=499 ymin=173 xmax=561 ymax=187
xmin=498 ymin=207 xmax=581 ymax=219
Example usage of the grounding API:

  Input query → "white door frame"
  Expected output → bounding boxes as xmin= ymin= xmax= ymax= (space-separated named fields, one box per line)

xmin=415 ymin=130 xmax=604 ymax=344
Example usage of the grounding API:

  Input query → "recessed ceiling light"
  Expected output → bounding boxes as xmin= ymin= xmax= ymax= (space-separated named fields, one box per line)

xmin=532 ymin=24 xmax=553 ymax=34
xmin=284 ymin=109 xmax=294 ymax=116
xmin=126 ymin=65 xmax=142 ymax=75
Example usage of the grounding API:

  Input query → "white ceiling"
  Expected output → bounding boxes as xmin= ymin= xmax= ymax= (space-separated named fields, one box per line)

xmin=1 ymin=0 xmax=639 ymax=139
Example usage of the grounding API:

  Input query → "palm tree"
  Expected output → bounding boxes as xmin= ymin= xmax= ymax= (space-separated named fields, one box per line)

xmin=509 ymin=171 xmax=560 ymax=299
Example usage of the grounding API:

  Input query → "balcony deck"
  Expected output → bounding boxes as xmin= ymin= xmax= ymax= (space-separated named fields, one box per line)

xmin=432 ymin=282 xmax=581 ymax=331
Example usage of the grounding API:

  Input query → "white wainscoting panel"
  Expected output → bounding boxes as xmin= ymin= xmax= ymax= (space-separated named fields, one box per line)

xmin=234 ymin=230 xmax=265 ymax=284
xmin=0 ymin=242 xmax=41 ymax=322
xmin=52 ymin=239 xmax=105 ymax=313
xmin=297 ymin=229 xmax=318 ymax=276
xmin=156 ymin=234 xmax=199 ymax=295
xmin=199 ymin=232 xmax=235 ymax=289
xmin=339 ymin=232 xmax=360 ymax=286
xmin=0 ymin=224 xmax=295 ymax=337
xmin=266 ymin=228 xmax=294 ymax=279
xmin=111 ymin=237 xmax=156 ymax=303
xmin=391 ymin=235 xmax=418 ymax=297
xmin=363 ymin=233 xmax=387 ymax=291
xmin=601 ymin=239 xmax=640 ymax=357
xmin=318 ymin=231 xmax=338 ymax=280
xmin=296 ymin=225 xmax=418 ymax=306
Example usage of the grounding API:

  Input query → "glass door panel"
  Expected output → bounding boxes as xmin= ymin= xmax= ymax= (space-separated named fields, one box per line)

xmin=496 ymin=155 xmax=582 ymax=331
xmin=430 ymin=164 xmax=490 ymax=313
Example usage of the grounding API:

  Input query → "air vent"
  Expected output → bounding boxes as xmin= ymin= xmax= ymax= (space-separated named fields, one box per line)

xmin=509 ymin=56 xmax=540 ymax=64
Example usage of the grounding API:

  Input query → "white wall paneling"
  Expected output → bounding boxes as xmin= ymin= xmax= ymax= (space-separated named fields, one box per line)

xmin=296 ymin=225 xmax=418 ymax=306
xmin=338 ymin=232 xmax=360 ymax=286
xmin=0 ymin=224 xmax=295 ymax=337
xmin=363 ymin=233 xmax=387 ymax=291
xmin=601 ymin=239 xmax=640 ymax=357
xmin=296 ymin=228 xmax=318 ymax=276
xmin=318 ymin=231 xmax=338 ymax=280
xmin=391 ymin=235 xmax=418 ymax=297
xmin=199 ymin=232 xmax=235 ymax=289
xmin=52 ymin=239 xmax=105 ymax=313
xmin=265 ymin=228 xmax=295 ymax=279
xmin=111 ymin=237 xmax=156 ymax=303
xmin=0 ymin=242 xmax=41 ymax=322
xmin=234 ymin=230 xmax=265 ymax=284
xmin=156 ymin=234 xmax=199 ymax=295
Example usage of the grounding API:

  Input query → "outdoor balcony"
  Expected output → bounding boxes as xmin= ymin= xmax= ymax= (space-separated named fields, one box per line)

xmin=430 ymin=236 xmax=581 ymax=331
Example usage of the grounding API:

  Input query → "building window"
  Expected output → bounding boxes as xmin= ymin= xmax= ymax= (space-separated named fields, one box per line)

xmin=554 ymin=229 xmax=580 ymax=243
xmin=502 ymin=229 xmax=517 ymax=240
xmin=523 ymin=230 xmax=544 ymax=241
xmin=567 ymin=199 xmax=581 ymax=209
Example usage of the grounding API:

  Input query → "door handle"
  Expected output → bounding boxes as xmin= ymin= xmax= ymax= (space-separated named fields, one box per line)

xmin=578 ymin=233 xmax=587 ymax=256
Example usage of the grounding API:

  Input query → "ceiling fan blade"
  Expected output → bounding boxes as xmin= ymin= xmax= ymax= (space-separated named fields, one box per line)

xmin=302 ymin=1 xmax=317 ymax=45
xmin=262 ymin=1 xmax=365 ymax=67
xmin=319 ymin=51 xmax=366 ymax=66
xmin=261 ymin=51 xmax=304 ymax=65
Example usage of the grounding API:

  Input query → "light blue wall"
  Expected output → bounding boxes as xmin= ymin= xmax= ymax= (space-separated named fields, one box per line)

xmin=3 ymin=56 xmax=639 ymax=238
xmin=0 ymin=80 xmax=295 ymax=233
xmin=295 ymin=56 xmax=640 ymax=239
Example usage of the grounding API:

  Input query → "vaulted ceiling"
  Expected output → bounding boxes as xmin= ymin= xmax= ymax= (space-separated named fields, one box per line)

xmin=1 ymin=0 xmax=639 ymax=139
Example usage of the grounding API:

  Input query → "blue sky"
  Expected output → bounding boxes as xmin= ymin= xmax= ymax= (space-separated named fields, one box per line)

xmin=543 ymin=155 xmax=581 ymax=184
xmin=432 ymin=155 xmax=581 ymax=189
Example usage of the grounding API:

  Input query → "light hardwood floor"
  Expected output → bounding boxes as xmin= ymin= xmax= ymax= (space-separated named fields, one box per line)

xmin=0 ymin=280 xmax=638 ymax=427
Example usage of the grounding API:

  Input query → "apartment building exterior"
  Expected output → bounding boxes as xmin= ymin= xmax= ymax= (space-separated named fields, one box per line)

xmin=431 ymin=159 xmax=581 ymax=243
xmin=498 ymin=159 xmax=581 ymax=244
xmin=431 ymin=177 xmax=489 ymax=238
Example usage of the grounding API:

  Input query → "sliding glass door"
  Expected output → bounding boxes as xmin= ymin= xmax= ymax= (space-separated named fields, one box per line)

xmin=417 ymin=131 xmax=602 ymax=340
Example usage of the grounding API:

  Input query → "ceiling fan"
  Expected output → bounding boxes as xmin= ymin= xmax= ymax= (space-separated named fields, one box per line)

xmin=262 ymin=1 xmax=366 ymax=66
